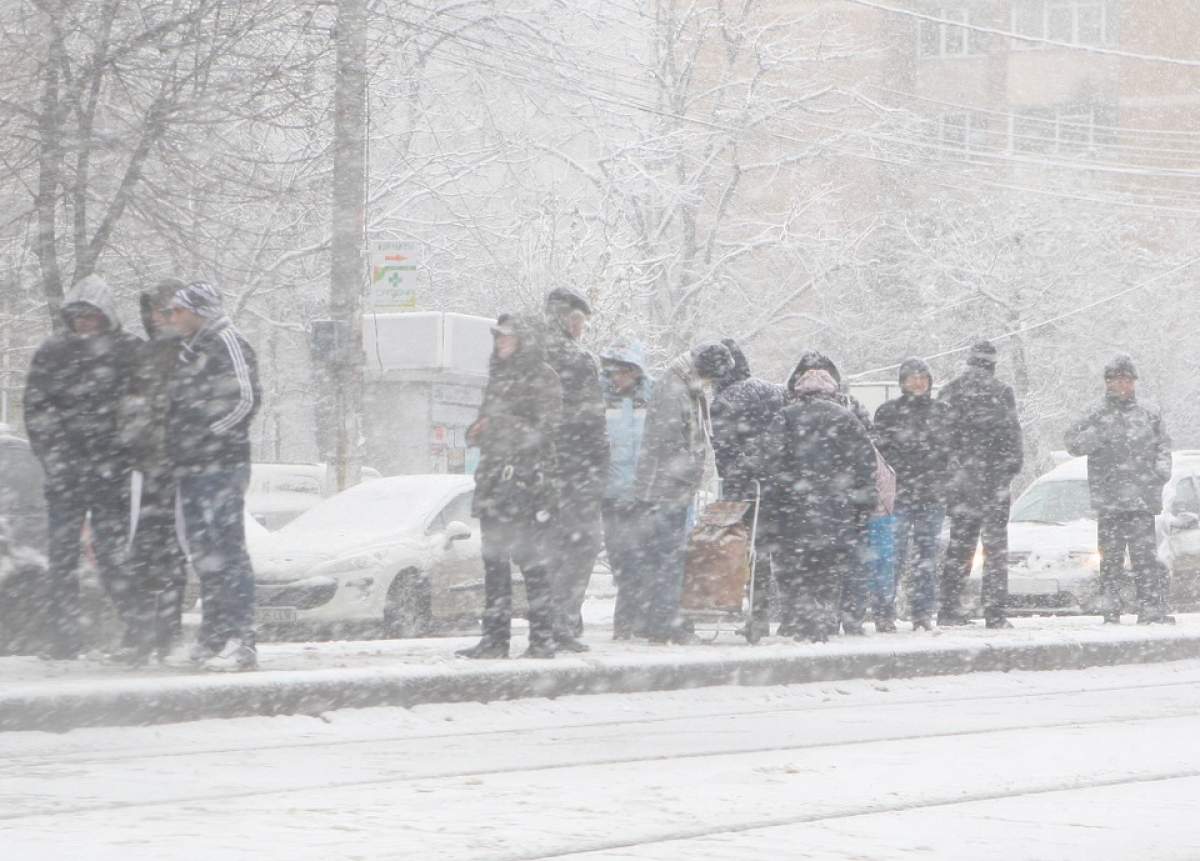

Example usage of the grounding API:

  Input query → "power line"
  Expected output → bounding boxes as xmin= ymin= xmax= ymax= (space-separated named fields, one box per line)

xmin=841 ymin=0 xmax=1200 ymax=67
xmin=847 ymin=254 xmax=1200 ymax=379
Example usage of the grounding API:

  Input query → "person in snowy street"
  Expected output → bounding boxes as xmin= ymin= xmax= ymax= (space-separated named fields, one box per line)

xmin=937 ymin=340 xmax=1023 ymax=628
xmin=23 ymin=275 xmax=140 ymax=659
xmin=873 ymin=357 xmax=950 ymax=631
xmin=457 ymin=315 xmax=562 ymax=659
xmin=635 ymin=342 xmax=733 ymax=644
xmin=785 ymin=350 xmax=875 ymax=636
xmin=114 ymin=280 xmax=188 ymax=664
xmin=766 ymin=367 xmax=877 ymax=642
xmin=1064 ymin=355 xmax=1173 ymax=624
xmin=600 ymin=339 xmax=651 ymax=640
xmin=709 ymin=338 xmax=786 ymax=639
xmin=164 ymin=282 xmax=261 ymax=671
xmin=542 ymin=287 xmax=607 ymax=652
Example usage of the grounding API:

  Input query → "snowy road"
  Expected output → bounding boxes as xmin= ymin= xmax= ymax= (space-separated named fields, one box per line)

xmin=5 ymin=661 xmax=1200 ymax=860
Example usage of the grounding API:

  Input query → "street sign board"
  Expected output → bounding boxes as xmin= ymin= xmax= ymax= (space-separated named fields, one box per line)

xmin=369 ymin=239 xmax=421 ymax=310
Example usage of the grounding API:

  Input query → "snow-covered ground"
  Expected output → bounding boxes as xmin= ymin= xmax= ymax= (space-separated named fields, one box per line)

xmin=5 ymin=660 xmax=1200 ymax=859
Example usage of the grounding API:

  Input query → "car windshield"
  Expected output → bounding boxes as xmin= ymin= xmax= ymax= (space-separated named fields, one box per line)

xmin=1010 ymin=479 xmax=1093 ymax=524
xmin=279 ymin=481 xmax=438 ymax=537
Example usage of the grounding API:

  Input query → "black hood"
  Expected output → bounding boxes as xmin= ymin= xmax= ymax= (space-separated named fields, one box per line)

xmin=717 ymin=338 xmax=751 ymax=390
xmin=491 ymin=314 xmax=547 ymax=371
xmin=787 ymin=350 xmax=841 ymax=393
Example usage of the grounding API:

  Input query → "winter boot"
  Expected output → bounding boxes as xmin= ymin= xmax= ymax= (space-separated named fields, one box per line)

xmin=455 ymin=639 xmax=509 ymax=660
xmin=985 ymin=616 xmax=1014 ymax=630
xmin=521 ymin=642 xmax=556 ymax=659
xmin=556 ymin=636 xmax=590 ymax=653
xmin=910 ymin=616 xmax=933 ymax=632
xmin=1102 ymin=612 xmax=1121 ymax=625
xmin=937 ymin=611 xmax=973 ymax=627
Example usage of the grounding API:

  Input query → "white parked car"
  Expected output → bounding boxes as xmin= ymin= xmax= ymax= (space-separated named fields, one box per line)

xmin=246 ymin=462 xmax=382 ymax=531
xmin=964 ymin=453 xmax=1200 ymax=615
xmin=249 ymin=474 xmax=521 ymax=639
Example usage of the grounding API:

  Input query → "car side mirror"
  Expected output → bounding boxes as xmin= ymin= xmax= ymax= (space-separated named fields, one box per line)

xmin=1171 ymin=512 xmax=1200 ymax=532
xmin=445 ymin=520 xmax=472 ymax=547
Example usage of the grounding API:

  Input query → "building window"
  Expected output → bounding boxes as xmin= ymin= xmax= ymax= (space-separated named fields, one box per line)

xmin=1009 ymin=105 xmax=1117 ymax=155
xmin=939 ymin=113 xmax=988 ymax=151
xmin=1011 ymin=1 xmax=1114 ymax=50
xmin=918 ymin=7 xmax=982 ymax=58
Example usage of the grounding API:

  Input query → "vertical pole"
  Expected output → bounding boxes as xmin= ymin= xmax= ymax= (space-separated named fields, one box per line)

xmin=329 ymin=0 xmax=368 ymax=491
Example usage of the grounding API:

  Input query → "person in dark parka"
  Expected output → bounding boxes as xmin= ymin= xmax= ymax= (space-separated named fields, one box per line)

xmin=457 ymin=315 xmax=563 ymax=659
xmin=937 ymin=340 xmax=1024 ymax=628
xmin=116 ymin=280 xmax=188 ymax=662
xmin=786 ymin=350 xmax=875 ymax=635
xmin=542 ymin=287 xmax=607 ymax=650
xmin=23 ymin=275 xmax=140 ymax=658
xmin=766 ymin=367 xmax=877 ymax=642
xmin=710 ymin=338 xmax=786 ymax=636
xmin=1065 ymin=355 xmax=1173 ymax=624
xmin=874 ymin=357 xmax=950 ymax=630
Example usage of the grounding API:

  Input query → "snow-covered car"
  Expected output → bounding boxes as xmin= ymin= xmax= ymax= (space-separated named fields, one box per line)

xmin=965 ymin=453 xmax=1200 ymax=616
xmin=246 ymin=462 xmax=382 ymax=531
xmin=0 ymin=425 xmax=46 ymax=551
xmin=249 ymin=474 xmax=520 ymax=639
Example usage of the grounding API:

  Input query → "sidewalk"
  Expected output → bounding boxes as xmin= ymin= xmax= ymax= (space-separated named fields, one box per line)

xmin=4 ymin=612 xmax=1200 ymax=732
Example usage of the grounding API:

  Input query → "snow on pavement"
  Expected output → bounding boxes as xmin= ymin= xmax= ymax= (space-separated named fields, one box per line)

xmin=4 ymin=661 xmax=1200 ymax=859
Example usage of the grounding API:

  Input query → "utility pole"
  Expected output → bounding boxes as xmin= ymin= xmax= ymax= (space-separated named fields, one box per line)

xmin=325 ymin=0 xmax=368 ymax=491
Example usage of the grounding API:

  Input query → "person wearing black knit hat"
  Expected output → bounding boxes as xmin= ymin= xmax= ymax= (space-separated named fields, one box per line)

xmin=1065 ymin=354 xmax=1174 ymax=624
xmin=541 ymin=287 xmax=605 ymax=653
xmin=634 ymin=342 xmax=732 ymax=644
xmin=937 ymin=339 xmax=1024 ymax=628
xmin=873 ymin=357 xmax=950 ymax=631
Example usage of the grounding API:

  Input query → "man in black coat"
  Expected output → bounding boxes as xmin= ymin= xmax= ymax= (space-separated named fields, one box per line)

xmin=766 ymin=367 xmax=877 ymax=642
xmin=874 ymin=357 xmax=950 ymax=631
xmin=710 ymin=338 xmax=785 ymax=636
xmin=1065 ymin=355 xmax=1173 ymax=624
xmin=937 ymin=340 xmax=1023 ymax=628
xmin=165 ymin=282 xmax=261 ymax=671
xmin=116 ymin=280 xmax=188 ymax=662
xmin=458 ymin=315 xmax=563 ymax=659
xmin=786 ymin=350 xmax=875 ymax=635
xmin=542 ymin=287 xmax=607 ymax=650
xmin=24 ymin=275 xmax=140 ymax=658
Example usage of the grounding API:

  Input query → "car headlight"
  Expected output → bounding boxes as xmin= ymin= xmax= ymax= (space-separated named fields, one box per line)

xmin=1067 ymin=550 xmax=1101 ymax=571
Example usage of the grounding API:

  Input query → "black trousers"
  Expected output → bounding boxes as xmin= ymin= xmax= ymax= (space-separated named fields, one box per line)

xmin=480 ymin=516 xmax=555 ymax=649
xmin=941 ymin=491 xmax=1010 ymax=621
xmin=602 ymin=500 xmax=646 ymax=637
xmin=125 ymin=473 xmax=188 ymax=654
xmin=43 ymin=472 xmax=131 ymax=655
xmin=550 ymin=495 xmax=603 ymax=640
xmin=773 ymin=537 xmax=854 ymax=640
xmin=1097 ymin=511 xmax=1167 ymax=615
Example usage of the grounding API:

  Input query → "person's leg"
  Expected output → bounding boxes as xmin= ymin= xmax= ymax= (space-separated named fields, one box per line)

xmin=1127 ymin=512 xmax=1169 ymax=620
xmin=909 ymin=505 xmax=945 ymax=626
xmin=479 ymin=518 xmax=514 ymax=648
xmin=604 ymin=501 xmax=642 ymax=639
xmin=552 ymin=499 xmax=603 ymax=641
xmin=980 ymin=491 xmax=1011 ymax=624
xmin=823 ymin=541 xmax=855 ymax=639
xmin=840 ymin=514 xmax=871 ymax=633
xmin=178 ymin=473 xmax=240 ymax=653
xmin=42 ymin=479 xmax=89 ymax=657
xmin=643 ymin=503 xmax=690 ymax=641
xmin=89 ymin=475 xmax=137 ymax=650
xmin=867 ymin=515 xmax=896 ymax=625
xmin=939 ymin=503 xmax=982 ymax=623
xmin=1096 ymin=512 xmax=1125 ymax=620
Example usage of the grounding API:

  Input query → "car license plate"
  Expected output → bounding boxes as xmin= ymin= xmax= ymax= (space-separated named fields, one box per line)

xmin=1009 ymin=577 xmax=1058 ymax=596
xmin=256 ymin=607 xmax=299 ymax=624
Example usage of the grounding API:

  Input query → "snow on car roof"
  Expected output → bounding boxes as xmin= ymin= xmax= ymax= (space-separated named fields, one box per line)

xmin=1035 ymin=451 xmax=1200 ymax=486
xmin=277 ymin=473 xmax=474 ymax=537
